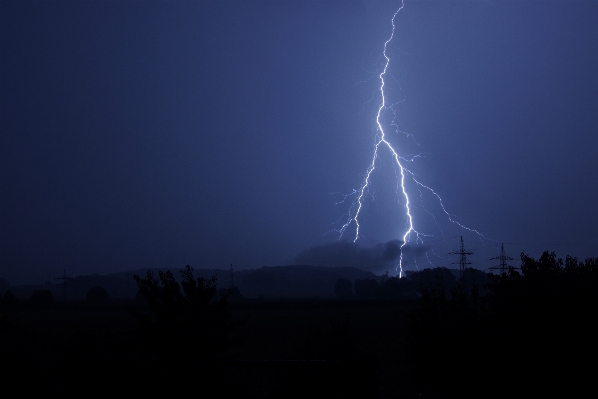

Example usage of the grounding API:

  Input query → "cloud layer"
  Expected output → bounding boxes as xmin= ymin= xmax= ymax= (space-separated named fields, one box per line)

xmin=296 ymin=239 xmax=425 ymax=273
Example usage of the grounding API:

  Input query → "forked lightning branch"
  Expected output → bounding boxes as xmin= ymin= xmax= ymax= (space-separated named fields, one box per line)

xmin=336 ymin=1 xmax=484 ymax=277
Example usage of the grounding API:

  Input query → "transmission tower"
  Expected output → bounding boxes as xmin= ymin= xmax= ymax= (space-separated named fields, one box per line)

xmin=450 ymin=236 xmax=473 ymax=279
xmin=488 ymin=243 xmax=517 ymax=274
xmin=54 ymin=269 xmax=73 ymax=301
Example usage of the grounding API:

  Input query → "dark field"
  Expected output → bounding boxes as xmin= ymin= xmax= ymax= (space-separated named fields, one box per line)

xmin=0 ymin=299 xmax=416 ymax=397
xmin=231 ymin=299 xmax=414 ymax=397
xmin=2 ymin=254 xmax=597 ymax=397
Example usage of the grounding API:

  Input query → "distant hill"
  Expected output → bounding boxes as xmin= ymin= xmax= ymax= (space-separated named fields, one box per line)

xmin=235 ymin=265 xmax=379 ymax=298
xmin=5 ymin=265 xmax=492 ymax=300
xmin=5 ymin=265 xmax=380 ymax=300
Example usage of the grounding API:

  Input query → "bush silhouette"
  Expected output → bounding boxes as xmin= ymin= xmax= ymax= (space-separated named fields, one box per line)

xmin=405 ymin=251 xmax=598 ymax=397
xmin=86 ymin=286 xmax=109 ymax=303
xmin=131 ymin=266 xmax=238 ymax=384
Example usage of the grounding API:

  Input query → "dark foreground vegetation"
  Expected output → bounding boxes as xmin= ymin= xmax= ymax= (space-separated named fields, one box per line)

xmin=0 ymin=252 xmax=596 ymax=397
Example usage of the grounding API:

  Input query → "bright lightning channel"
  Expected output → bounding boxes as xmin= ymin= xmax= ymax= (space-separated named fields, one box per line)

xmin=337 ymin=1 xmax=485 ymax=277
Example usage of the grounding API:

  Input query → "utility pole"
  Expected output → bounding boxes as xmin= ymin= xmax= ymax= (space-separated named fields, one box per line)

xmin=229 ymin=264 xmax=234 ymax=289
xmin=450 ymin=236 xmax=473 ymax=279
xmin=54 ymin=269 xmax=73 ymax=301
xmin=488 ymin=243 xmax=517 ymax=274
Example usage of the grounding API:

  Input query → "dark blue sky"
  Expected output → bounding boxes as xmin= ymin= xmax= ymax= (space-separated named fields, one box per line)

xmin=2 ymin=0 xmax=597 ymax=284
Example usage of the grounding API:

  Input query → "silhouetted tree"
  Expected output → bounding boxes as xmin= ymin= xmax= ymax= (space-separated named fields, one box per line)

xmin=405 ymin=251 xmax=598 ymax=397
xmin=488 ymin=251 xmax=598 ymax=391
xmin=86 ymin=285 xmax=109 ymax=303
xmin=130 ymin=266 xmax=238 ymax=386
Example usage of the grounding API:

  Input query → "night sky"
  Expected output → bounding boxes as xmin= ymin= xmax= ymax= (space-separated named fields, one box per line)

xmin=2 ymin=0 xmax=597 ymax=285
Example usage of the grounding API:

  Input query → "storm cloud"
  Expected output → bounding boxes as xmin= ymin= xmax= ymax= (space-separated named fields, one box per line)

xmin=296 ymin=239 xmax=424 ymax=273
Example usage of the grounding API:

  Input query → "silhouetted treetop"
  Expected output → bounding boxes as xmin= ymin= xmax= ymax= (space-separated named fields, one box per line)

xmin=86 ymin=285 xmax=109 ymax=303
xmin=131 ymin=265 xmax=237 ymax=371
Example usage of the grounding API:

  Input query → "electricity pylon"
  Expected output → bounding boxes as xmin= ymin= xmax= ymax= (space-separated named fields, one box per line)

xmin=488 ymin=243 xmax=517 ymax=274
xmin=450 ymin=236 xmax=473 ymax=279
xmin=54 ymin=269 xmax=73 ymax=301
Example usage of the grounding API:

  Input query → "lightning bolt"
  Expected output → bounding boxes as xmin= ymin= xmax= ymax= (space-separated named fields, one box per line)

xmin=336 ymin=1 xmax=486 ymax=277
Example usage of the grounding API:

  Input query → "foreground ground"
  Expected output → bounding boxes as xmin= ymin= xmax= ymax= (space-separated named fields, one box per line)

xmin=0 ymin=298 xmax=416 ymax=397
